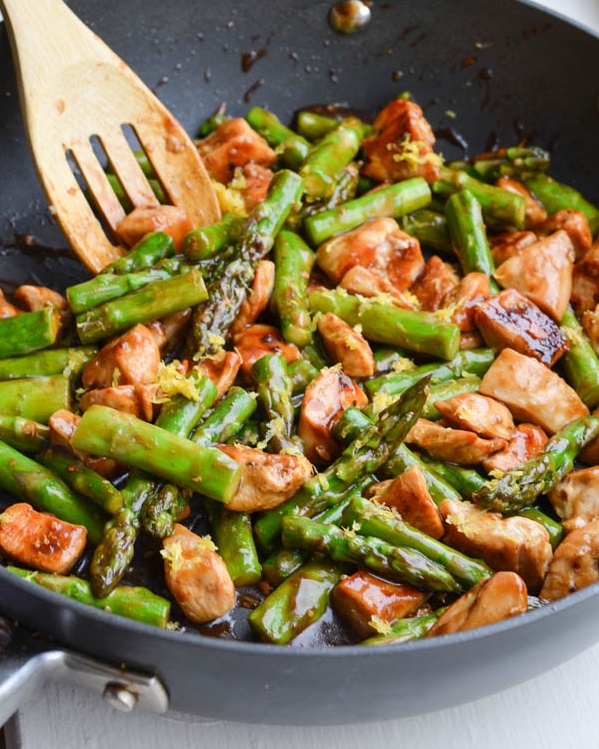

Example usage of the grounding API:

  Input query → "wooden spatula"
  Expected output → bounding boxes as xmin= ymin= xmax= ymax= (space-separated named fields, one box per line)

xmin=0 ymin=0 xmax=221 ymax=273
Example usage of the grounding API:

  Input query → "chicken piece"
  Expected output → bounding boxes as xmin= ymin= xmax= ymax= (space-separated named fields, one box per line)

xmin=339 ymin=266 xmax=417 ymax=309
xmin=427 ymin=571 xmax=528 ymax=637
xmin=459 ymin=332 xmax=485 ymax=350
xmin=362 ymin=99 xmax=440 ymax=183
xmin=442 ymin=272 xmax=490 ymax=332
xmin=332 ymin=571 xmax=427 ymax=639
xmin=196 ymin=350 xmax=242 ymax=400
xmin=548 ymin=467 xmax=599 ymax=533
xmin=196 ymin=118 xmax=277 ymax=184
xmin=572 ymin=265 xmax=599 ymax=315
xmin=474 ymin=288 xmax=569 ymax=367
xmin=162 ymin=523 xmax=235 ymax=624
xmin=409 ymin=255 xmax=460 ymax=312
xmin=229 ymin=259 xmax=275 ymax=338
xmin=540 ymin=521 xmax=599 ymax=601
xmin=440 ymin=498 xmax=552 ymax=592
xmin=147 ymin=308 xmax=192 ymax=354
xmin=116 ymin=205 xmax=192 ymax=250
xmin=489 ymin=231 xmax=538 ymax=267
xmin=317 ymin=312 xmax=374 ymax=378
xmin=538 ymin=209 xmax=593 ymax=260
xmin=13 ymin=285 xmax=68 ymax=312
xmin=582 ymin=306 xmax=599 ymax=357
xmin=238 ymin=163 xmax=274 ymax=211
xmin=406 ymin=419 xmax=506 ymax=466
xmin=82 ymin=324 xmax=161 ymax=390
xmin=298 ymin=366 xmax=368 ymax=464
xmin=316 ymin=217 xmax=424 ymax=292
xmin=493 ymin=230 xmax=575 ymax=322
xmin=479 ymin=348 xmax=588 ymax=435
xmin=79 ymin=383 xmax=158 ymax=421
xmin=216 ymin=444 xmax=313 ymax=512
xmin=481 ymin=423 xmax=548 ymax=474
xmin=233 ymin=324 xmax=302 ymax=379
xmin=375 ymin=465 xmax=444 ymax=539
xmin=48 ymin=409 xmax=119 ymax=478
xmin=0 ymin=289 xmax=22 ymax=318
xmin=495 ymin=177 xmax=547 ymax=229
xmin=434 ymin=392 xmax=515 ymax=440
xmin=0 ymin=502 xmax=87 ymax=574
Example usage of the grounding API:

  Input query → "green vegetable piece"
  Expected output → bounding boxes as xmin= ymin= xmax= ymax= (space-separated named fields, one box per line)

xmin=0 ymin=347 xmax=96 ymax=381
xmin=0 ymin=307 xmax=61 ymax=358
xmin=0 ymin=375 xmax=71 ymax=423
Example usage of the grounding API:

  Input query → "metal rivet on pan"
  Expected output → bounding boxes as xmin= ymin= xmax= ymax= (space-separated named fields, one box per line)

xmin=103 ymin=683 xmax=139 ymax=712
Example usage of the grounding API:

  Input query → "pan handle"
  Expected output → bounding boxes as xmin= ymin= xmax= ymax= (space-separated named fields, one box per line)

xmin=0 ymin=616 xmax=169 ymax=725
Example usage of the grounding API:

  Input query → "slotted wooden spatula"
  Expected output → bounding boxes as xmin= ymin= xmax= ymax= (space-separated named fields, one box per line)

xmin=0 ymin=0 xmax=221 ymax=273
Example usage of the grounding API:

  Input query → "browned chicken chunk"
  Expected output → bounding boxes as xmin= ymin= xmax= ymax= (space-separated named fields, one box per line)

xmin=162 ymin=523 xmax=235 ymax=624
xmin=489 ymin=231 xmax=538 ymax=267
xmin=442 ymin=272 xmax=490 ymax=332
xmin=406 ymin=419 xmax=506 ymax=465
xmin=196 ymin=118 xmax=277 ymax=184
xmin=495 ymin=177 xmax=547 ymax=229
xmin=316 ymin=217 xmax=424 ymax=291
xmin=409 ymin=255 xmax=460 ymax=312
xmin=298 ymin=366 xmax=368 ymax=464
xmin=196 ymin=350 xmax=242 ymax=400
xmin=229 ymin=259 xmax=275 ymax=338
xmin=481 ymin=423 xmax=548 ymax=474
xmin=216 ymin=444 xmax=313 ymax=512
xmin=13 ymin=285 xmax=68 ymax=312
xmin=474 ymin=288 xmax=569 ymax=366
xmin=493 ymin=230 xmax=575 ymax=322
xmin=582 ymin=306 xmax=599 ymax=357
xmin=427 ymin=571 xmax=528 ymax=637
xmin=48 ymin=409 xmax=119 ymax=478
xmin=116 ymin=205 xmax=192 ymax=250
xmin=571 ymin=241 xmax=599 ymax=314
xmin=332 ymin=571 xmax=427 ymax=639
xmin=374 ymin=465 xmax=445 ymax=539
xmin=540 ymin=521 xmax=599 ymax=601
xmin=79 ymin=384 xmax=158 ymax=421
xmin=0 ymin=289 xmax=21 ymax=318
xmin=317 ymin=312 xmax=375 ymax=378
xmin=339 ymin=266 xmax=417 ymax=309
xmin=434 ymin=392 xmax=515 ymax=440
xmin=146 ymin=308 xmax=192 ymax=354
xmin=362 ymin=99 xmax=440 ymax=183
xmin=440 ymin=499 xmax=552 ymax=592
xmin=238 ymin=163 xmax=274 ymax=211
xmin=548 ymin=467 xmax=599 ymax=533
xmin=233 ymin=324 xmax=302 ymax=378
xmin=0 ymin=503 xmax=87 ymax=575
xmin=479 ymin=348 xmax=588 ymax=434
xmin=539 ymin=209 xmax=593 ymax=260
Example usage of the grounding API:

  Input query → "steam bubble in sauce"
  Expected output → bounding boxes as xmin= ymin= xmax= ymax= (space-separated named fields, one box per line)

xmin=329 ymin=0 xmax=372 ymax=34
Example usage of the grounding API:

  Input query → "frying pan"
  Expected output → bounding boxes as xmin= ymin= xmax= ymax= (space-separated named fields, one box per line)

xmin=0 ymin=0 xmax=598 ymax=727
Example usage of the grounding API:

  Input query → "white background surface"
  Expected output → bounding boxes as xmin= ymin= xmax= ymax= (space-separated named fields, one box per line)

xmin=7 ymin=0 xmax=599 ymax=747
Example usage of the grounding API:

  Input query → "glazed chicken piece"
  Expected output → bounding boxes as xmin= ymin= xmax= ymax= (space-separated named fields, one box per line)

xmin=440 ymin=499 xmax=552 ymax=592
xmin=474 ymin=288 xmax=569 ymax=367
xmin=0 ymin=502 xmax=87 ymax=575
xmin=434 ymin=392 xmax=515 ymax=440
xmin=493 ymin=230 xmax=575 ymax=322
xmin=0 ymin=289 xmax=22 ymax=318
xmin=316 ymin=217 xmax=424 ymax=292
xmin=495 ymin=177 xmax=547 ymax=229
xmin=82 ymin=324 xmax=161 ymax=390
xmin=237 ymin=163 xmax=274 ymax=211
xmin=538 ymin=209 xmax=593 ymax=260
xmin=13 ymin=285 xmax=68 ymax=312
xmin=48 ymin=409 xmax=119 ymax=478
xmin=233 ymin=324 xmax=302 ymax=379
xmin=489 ymin=230 xmax=538 ymax=267
xmin=162 ymin=523 xmax=235 ymax=624
xmin=571 ymin=240 xmax=599 ymax=314
xmin=479 ymin=348 xmax=588 ymax=434
xmin=339 ymin=266 xmax=417 ymax=309
xmin=442 ymin=272 xmax=490 ymax=332
xmin=196 ymin=350 xmax=242 ymax=400
xmin=406 ymin=419 xmax=507 ymax=466
xmin=481 ymin=423 xmax=548 ymax=474
xmin=548 ymin=467 xmax=599 ymax=533
xmin=317 ymin=312 xmax=374 ymax=378
xmin=298 ymin=366 xmax=368 ymax=464
xmin=116 ymin=205 xmax=192 ymax=250
xmin=362 ymin=99 xmax=440 ymax=183
xmin=196 ymin=118 xmax=277 ymax=184
xmin=332 ymin=571 xmax=428 ymax=639
xmin=409 ymin=255 xmax=460 ymax=312
xmin=146 ymin=308 xmax=192 ymax=354
xmin=216 ymin=444 xmax=313 ymax=512
xmin=540 ymin=521 xmax=599 ymax=601
xmin=373 ymin=465 xmax=445 ymax=539
xmin=582 ymin=306 xmax=599 ymax=356
xmin=79 ymin=383 xmax=158 ymax=421
xmin=427 ymin=571 xmax=528 ymax=637
xmin=229 ymin=259 xmax=275 ymax=338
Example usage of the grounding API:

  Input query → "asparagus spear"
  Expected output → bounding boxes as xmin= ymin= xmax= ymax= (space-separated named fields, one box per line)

xmin=287 ymin=358 xmax=319 ymax=395
xmin=0 ymin=440 xmax=106 ymax=544
xmin=399 ymin=209 xmax=451 ymax=254
xmin=299 ymin=163 xmax=360 ymax=223
xmin=191 ymin=386 xmax=257 ymax=445
xmin=0 ymin=375 xmax=71 ymax=423
xmin=303 ymin=177 xmax=431 ymax=245
xmin=359 ymin=610 xmax=444 ymax=646
xmin=205 ymin=499 xmax=262 ymax=587
xmin=272 ymin=230 xmax=315 ymax=348
xmin=295 ymin=110 xmax=340 ymax=141
xmin=246 ymin=106 xmax=311 ymax=170
xmin=141 ymin=483 xmax=192 ymax=539
xmin=309 ymin=288 xmax=460 ymax=361
xmin=523 ymin=173 xmax=599 ymax=236
xmin=252 ymin=354 xmax=296 ymax=453
xmin=560 ymin=308 xmax=599 ymax=408
xmin=0 ymin=307 xmax=61 ymax=358
xmin=9 ymin=566 xmax=170 ymax=628
xmin=197 ymin=103 xmax=228 ymax=137
xmin=0 ymin=416 xmax=49 ymax=453
xmin=422 ymin=376 xmax=482 ymax=420
xmin=0 ymin=347 xmax=96 ymax=381
xmin=101 ymin=232 xmax=175 ymax=275
xmin=473 ymin=414 xmax=599 ymax=513
xmin=182 ymin=214 xmax=245 ymax=261
xmin=281 ymin=516 xmax=460 ymax=592
xmin=469 ymin=146 xmax=550 ymax=182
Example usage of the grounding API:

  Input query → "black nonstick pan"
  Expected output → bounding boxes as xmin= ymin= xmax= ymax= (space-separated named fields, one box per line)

xmin=0 ymin=0 xmax=598 ymax=727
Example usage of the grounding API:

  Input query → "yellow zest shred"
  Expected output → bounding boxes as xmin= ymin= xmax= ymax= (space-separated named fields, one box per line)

xmin=391 ymin=358 xmax=416 ymax=373
xmin=369 ymin=616 xmax=393 ymax=636
xmin=160 ymin=541 xmax=185 ymax=573
xmin=213 ymin=180 xmax=248 ymax=217
xmin=371 ymin=391 xmax=398 ymax=414
xmin=390 ymin=134 xmax=443 ymax=168
xmin=111 ymin=367 xmax=121 ymax=387
xmin=433 ymin=302 xmax=459 ymax=323
xmin=153 ymin=361 xmax=202 ymax=403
